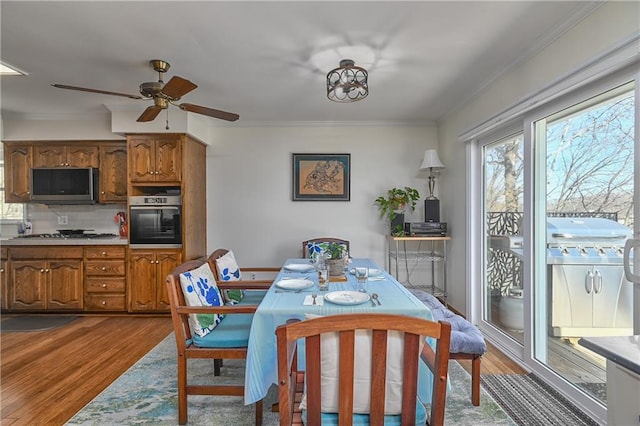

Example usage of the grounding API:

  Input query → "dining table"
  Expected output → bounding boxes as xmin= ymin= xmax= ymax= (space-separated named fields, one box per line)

xmin=243 ymin=257 xmax=435 ymax=405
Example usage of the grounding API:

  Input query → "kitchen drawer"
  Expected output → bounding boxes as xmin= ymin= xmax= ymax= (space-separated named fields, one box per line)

xmin=85 ymin=260 xmax=126 ymax=276
xmin=85 ymin=277 xmax=125 ymax=293
xmin=85 ymin=294 xmax=126 ymax=311
xmin=11 ymin=246 xmax=83 ymax=259
xmin=85 ymin=246 xmax=125 ymax=259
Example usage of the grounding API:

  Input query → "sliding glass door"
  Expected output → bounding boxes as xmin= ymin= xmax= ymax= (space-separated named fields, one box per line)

xmin=478 ymin=72 xmax=636 ymax=419
xmin=532 ymin=81 xmax=635 ymax=403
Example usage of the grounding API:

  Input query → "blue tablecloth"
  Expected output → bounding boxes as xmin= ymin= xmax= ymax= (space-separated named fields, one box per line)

xmin=244 ymin=258 xmax=434 ymax=404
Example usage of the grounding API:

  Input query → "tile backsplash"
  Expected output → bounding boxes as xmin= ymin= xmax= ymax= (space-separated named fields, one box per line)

xmin=1 ymin=203 xmax=127 ymax=237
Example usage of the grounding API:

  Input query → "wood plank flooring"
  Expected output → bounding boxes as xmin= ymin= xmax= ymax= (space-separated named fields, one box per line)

xmin=1 ymin=316 xmax=173 ymax=426
xmin=1 ymin=315 xmax=524 ymax=425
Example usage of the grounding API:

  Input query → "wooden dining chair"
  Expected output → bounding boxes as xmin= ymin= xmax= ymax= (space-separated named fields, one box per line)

xmin=302 ymin=237 xmax=350 ymax=258
xmin=209 ymin=248 xmax=280 ymax=288
xmin=166 ymin=259 xmax=263 ymax=425
xmin=275 ymin=313 xmax=452 ymax=426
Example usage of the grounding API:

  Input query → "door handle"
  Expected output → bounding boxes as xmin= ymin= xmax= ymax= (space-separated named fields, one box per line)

xmin=623 ymin=239 xmax=640 ymax=283
xmin=593 ymin=269 xmax=602 ymax=294
xmin=585 ymin=269 xmax=594 ymax=294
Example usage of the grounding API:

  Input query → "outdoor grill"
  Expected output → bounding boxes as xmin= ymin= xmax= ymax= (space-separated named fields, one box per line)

xmin=489 ymin=216 xmax=634 ymax=337
xmin=547 ymin=217 xmax=633 ymax=337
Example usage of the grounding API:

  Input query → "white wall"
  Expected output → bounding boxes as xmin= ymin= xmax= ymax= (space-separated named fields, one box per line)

xmin=438 ymin=1 xmax=640 ymax=313
xmin=206 ymin=125 xmax=438 ymax=269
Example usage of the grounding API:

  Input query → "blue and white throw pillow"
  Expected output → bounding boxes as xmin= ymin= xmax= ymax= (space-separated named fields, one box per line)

xmin=306 ymin=241 xmax=348 ymax=259
xmin=214 ymin=250 xmax=244 ymax=303
xmin=179 ymin=263 xmax=224 ymax=337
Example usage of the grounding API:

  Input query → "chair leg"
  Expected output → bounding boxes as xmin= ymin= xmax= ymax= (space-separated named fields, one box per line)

xmin=471 ymin=355 xmax=481 ymax=406
xmin=255 ymin=399 xmax=263 ymax=425
xmin=178 ymin=354 xmax=188 ymax=424
xmin=214 ymin=358 xmax=222 ymax=376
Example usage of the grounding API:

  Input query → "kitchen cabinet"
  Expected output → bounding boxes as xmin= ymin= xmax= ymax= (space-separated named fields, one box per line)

xmin=3 ymin=144 xmax=32 ymax=202
xmin=99 ymin=143 xmax=128 ymax=203
xmin=84 ymin=246 xmax=127 ymax=311
xmin=33 ymin=144 xmax=99 ymax=168
xmin=1 ymin=248 xmax=8 ymax=311
xmin=8 ymin=247 xmax=83 ymax=310
xmin=128 ymin=249 xmax=182 ymax=312
xmin=128 ymin=135 xmax=181 ymax=183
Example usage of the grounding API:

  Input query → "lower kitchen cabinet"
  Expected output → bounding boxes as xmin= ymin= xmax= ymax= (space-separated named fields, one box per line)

xmin=1 ymin=247 xmax=8 ymax=310
xmin=128 ymin=249 xmax=182 ymax=312
xmin=9 ymin=254 xmax=83 ymax=310
xmin=84 ymin=246 xmax=127 ymax=311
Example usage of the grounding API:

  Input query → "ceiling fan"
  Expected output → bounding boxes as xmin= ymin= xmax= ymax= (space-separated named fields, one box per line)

xmin=52 ymin=59 xmax=239 ymax=123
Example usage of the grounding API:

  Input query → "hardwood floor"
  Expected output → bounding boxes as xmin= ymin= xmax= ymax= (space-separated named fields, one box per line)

xmin=1 ymin=316 xmax=173 ymax=426
xmin=1 ymin=315 xmax=524 ymax=425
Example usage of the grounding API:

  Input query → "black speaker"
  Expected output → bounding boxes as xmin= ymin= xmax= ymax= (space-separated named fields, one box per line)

xmin=425 ymin=199 xmax=440 ymax=222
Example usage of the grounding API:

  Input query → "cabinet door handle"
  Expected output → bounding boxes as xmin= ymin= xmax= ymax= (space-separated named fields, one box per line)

xmin=40 ymin=268 xmax=45 ymax=273
xmin=101 ymin=301 xmax=107 ymax=305
xmin=101 ymin=266 xmax=107 ymax=271
xmin=102 ymin=284 xmax=107 ymax=288
xmin=585 ymin=270 xmax=594 ymax=294
xmin=101 ymin=251 xmax=107 ymax=256
xmin=0 ymin=268 xmax=4 ymax=273
xmin=594 ymin=270 xmax=603 ymax=294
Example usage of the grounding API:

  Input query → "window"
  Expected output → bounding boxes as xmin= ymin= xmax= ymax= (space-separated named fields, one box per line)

xmin=0 ymin=143 xmax=25 ymax=221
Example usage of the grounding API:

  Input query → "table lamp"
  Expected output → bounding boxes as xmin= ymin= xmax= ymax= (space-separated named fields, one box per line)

xmin=419 ymin=149 xmax=445 ymax=222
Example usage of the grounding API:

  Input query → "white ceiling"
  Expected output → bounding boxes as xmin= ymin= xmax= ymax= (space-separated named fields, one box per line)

xmin=0 ymin=1 xmax=601 ymax=126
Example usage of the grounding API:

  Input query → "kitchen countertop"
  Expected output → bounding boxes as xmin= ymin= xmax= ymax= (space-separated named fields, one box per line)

xmin=1 ymin=236 xmax=128 ymax=246
xmin=579 ymin=335 xmax=640 ymax=375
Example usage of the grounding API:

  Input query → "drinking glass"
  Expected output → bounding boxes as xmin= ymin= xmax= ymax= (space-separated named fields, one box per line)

xmin=355 ymin=267 xmax=368 ymax=284
xmin=318 ymin=267 xmax=329 ymax=291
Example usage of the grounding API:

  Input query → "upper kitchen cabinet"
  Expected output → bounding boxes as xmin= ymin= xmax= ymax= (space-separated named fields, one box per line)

xmin=3 ymin=143 xmax=32 ymax=203
xmin=33 ymin=144 xmax=99 ymax=168
xmin=99 ymin=143 xmax=128 ymax=203
xmin=128 ymin=135 xmax=181 ymax=183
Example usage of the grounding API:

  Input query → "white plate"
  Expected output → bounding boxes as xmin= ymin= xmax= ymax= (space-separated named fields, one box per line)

xmin=275 ymin=278 xmax=314 ymax=290
xmin=324 ymin=290 xmax=371 ymax=306
xmin=349 ymin=268 xmax=383 ymax=277
xmin=284 ymin=263 xmax=315 ymax=272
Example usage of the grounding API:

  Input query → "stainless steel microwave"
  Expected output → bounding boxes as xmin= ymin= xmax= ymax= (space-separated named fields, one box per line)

xmin=129 ymin=195 xmax=182 ymax=248
xmin=30 ymin=167 xmax=98 ymax=204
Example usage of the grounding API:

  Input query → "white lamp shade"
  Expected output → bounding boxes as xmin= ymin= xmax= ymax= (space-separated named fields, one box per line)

xmin=419 ymin=150 xmax=444 ymax=170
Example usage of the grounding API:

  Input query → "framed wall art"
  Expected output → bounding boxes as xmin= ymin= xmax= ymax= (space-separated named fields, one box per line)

xmin=292 ymin=153 xmax=351 ymax=201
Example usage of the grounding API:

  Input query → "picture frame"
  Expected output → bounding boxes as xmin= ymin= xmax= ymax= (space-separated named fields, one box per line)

xmin=292 ymin=153 xmax=351 ymax=201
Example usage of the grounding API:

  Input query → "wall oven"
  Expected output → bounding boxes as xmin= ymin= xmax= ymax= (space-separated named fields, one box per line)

xmin=129 ymin=195 xmax=182 ymax=248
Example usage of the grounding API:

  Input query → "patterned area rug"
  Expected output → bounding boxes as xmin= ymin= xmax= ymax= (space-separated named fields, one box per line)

xmin=66 ymin=333 xmax=514 ymax=425
xmin=481 ymin=374 xmax=599 ymax=426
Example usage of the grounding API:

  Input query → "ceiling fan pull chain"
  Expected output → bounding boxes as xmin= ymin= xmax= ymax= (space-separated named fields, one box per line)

xmin=165 ymin=108 xmax=170 ymax=130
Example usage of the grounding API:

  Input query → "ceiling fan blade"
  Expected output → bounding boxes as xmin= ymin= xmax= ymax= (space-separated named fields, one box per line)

xmin=137 ymin=106 xmax=162 ymax=122
xmin=161 ymin=76 xmax=197 ymax=99
xmin=52 ymin=84 xmax=143 ymax=100
xmin=179 ymin=103 xmax=239 ymax=122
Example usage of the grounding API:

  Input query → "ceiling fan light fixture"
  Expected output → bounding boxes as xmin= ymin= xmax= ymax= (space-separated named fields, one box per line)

xmin=154 ymin=97 xmax=168 ymax=109
xmin=326 ymin=59 xmax=368 ymax=103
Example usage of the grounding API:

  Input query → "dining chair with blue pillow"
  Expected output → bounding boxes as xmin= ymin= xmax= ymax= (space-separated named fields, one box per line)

xmin=275 ymin=313 xmax=451 ymax=426
xmin=166 ymin=259 xmax=264 ymax=425
xmin=302 ymin=237 xmax=350 ymax=259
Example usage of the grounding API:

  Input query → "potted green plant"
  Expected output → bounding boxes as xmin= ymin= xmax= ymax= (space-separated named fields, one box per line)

xmin=324 ymin=242 xmax=347 ymax=276
xmin=374 ymin=186 xmax=420 ymax=236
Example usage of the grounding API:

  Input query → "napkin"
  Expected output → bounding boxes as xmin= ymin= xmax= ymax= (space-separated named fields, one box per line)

xmin=368 ymin=276 xmax=386 ymax=281
xmin=303 ymin=294 xmax=323 ymax=306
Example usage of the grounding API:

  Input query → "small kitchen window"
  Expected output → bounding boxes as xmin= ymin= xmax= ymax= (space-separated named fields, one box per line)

xmin=0 ymin=143 xmax=25 ymax=222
